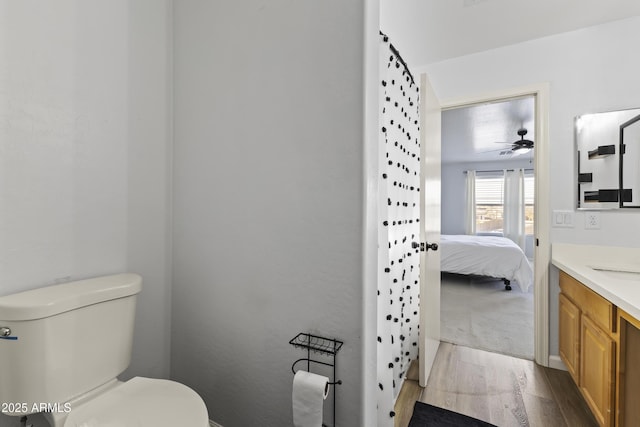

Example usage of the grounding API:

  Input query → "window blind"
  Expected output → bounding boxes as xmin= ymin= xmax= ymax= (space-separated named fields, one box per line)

xmin=475 ymin=177 xmax=504 ymax=205
xmin=475 ymin=175 xmax=535 ymax=205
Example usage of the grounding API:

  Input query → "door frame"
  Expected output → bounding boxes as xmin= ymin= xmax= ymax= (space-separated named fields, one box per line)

xmin=438 ymin=83 xmax=551 ymax=367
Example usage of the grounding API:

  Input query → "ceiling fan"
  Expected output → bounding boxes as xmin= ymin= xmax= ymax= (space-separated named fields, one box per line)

xmin=496 ymin=128 xmax=534 ymax=153
xmin=486 ymin=128 xmax=534 ymax=156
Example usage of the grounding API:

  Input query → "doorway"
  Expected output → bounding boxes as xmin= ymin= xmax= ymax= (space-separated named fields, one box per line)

xmin=440 ymin=95 xmax=536 ymax=360
xmin=437 ymin=84 xmax=551 ymax=367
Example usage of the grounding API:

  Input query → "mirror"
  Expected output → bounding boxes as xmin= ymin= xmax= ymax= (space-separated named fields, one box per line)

xmin=621 ymin=114 xmax=640 ymax=208
xmin=576 ymin=108 xmax=640 ymax=209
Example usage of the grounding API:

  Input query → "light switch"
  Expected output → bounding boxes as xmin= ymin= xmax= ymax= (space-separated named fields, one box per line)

xmin=553 ymin=210 xmax=574 ymax=228
xmin=554 ymin=212 xmax=564 ymax=225
xmin=563 ymin=212 xmax=573 ymax=226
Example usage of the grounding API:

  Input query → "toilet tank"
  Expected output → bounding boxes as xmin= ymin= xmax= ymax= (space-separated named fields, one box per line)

xmin=0 ymin=274 xmax=142 ymax=416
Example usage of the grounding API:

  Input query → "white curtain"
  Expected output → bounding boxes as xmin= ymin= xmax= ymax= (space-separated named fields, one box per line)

xmin=503 ymin=168 xmax=526 ymax=250
xmin=377 ymin=34 xmax=421 ymax=427
xmin=464 ymin=170 xmax=476 ymax=235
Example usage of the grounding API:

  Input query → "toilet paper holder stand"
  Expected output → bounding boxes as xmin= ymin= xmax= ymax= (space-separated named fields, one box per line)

xmin=290 ymin=332 xmax=343 ymax=426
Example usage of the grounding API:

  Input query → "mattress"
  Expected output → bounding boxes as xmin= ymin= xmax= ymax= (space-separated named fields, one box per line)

xmin=440 ymin=234 xmax=533 ymax=292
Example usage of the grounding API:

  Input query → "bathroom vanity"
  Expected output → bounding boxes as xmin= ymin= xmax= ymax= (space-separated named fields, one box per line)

xmin=553 ymin=244 xmax=640 ymax=427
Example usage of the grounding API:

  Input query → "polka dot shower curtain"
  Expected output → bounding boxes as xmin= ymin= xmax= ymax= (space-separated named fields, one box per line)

xmin=377 ymin=33 xmax=421 ymax=427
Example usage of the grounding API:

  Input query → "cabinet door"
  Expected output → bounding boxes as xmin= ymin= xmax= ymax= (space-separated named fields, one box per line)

xmin=559 ymin=293 xmax=581 ymax=383
xmin=581 ymin=314 xmax=615 ymax=427
xmin=617 ymin=311 xmax=640 ymax=427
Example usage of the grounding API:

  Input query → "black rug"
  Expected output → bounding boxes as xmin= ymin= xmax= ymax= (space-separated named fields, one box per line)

xmin=408 ymin=401 xmax=497 ymax=427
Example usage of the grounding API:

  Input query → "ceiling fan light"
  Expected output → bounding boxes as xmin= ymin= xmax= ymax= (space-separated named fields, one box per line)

xmin=512 ymin=147 xmax=532 ymax=156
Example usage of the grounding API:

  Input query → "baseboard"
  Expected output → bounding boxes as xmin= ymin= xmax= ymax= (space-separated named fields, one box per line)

xmin=210 ymin=420 xmax=223 ymax=427
xmin=548 ymin=355 xmax=567 ymax=371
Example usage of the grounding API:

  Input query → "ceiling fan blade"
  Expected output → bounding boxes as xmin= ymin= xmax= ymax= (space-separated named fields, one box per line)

xmin=480 ymin=147 xmax=515 ymax=154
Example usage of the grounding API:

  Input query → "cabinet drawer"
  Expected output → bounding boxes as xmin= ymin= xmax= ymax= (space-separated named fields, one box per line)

xmin=560 ymin=271 xmax=615 ymax=333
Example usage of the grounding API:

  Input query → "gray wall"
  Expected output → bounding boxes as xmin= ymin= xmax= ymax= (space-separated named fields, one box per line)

xmin=1 ymin=2 xmax=378 ymax=426
xmin=0 ymin=2 xmax=172 ymax=426
xmin=171 ymin=1 xmax=367 ymax=426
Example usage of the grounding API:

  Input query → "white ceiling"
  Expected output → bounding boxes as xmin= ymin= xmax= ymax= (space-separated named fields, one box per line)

xmin=380 ymin=0 xmax=640 ymax=66
xmin=442 ymin=96 xmax=535 ymax=164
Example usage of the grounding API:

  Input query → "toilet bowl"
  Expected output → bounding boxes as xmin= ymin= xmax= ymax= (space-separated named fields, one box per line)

xmin=46 ymin=378 xmax=209 ymax=427
xmin=0 ymin=274 xmax=209 ymax=427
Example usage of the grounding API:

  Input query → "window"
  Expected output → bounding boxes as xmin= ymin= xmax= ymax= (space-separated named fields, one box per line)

xmin=475 ymin=175 xmax=504 ymax=234
xmin=475 ymin=173 xmax=534 ymax=235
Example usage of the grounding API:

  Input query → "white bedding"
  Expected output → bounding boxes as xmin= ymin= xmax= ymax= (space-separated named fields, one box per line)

xmin=440 ymin=234 xmax=533 ymax=292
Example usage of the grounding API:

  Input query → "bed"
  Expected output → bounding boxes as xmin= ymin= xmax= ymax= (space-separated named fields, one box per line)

xmin=440 ymin=234 xmax=533 ymax=292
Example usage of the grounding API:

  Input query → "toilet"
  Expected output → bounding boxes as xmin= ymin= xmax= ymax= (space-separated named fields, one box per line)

xmin=0 ymin=273 xmax=209 ymax=426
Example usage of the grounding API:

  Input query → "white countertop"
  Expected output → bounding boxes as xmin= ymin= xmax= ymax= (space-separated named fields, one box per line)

xmin=552 ymin=243 xmax=640 ymax=320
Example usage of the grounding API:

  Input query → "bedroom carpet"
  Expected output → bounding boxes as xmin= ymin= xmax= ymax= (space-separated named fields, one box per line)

xmin=441 ymin=273 xmax=534 ymax=360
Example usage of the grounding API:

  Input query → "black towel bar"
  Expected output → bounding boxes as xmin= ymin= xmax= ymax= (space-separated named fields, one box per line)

xmin=291 ymin=358 xmax=342 ymax=385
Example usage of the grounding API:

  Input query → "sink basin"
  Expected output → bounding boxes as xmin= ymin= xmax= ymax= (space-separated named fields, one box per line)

xmin=590 ymin=266 xmax=640 ymax=282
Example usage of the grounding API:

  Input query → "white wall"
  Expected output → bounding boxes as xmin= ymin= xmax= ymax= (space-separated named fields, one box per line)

xmin=0 ymin=3 xmax=172 ymax=425
xmin=427 ymin=17 xmax=640 ymax=248
xmin=429 ymin=17 xmax=640 ymax=356
xmin=380 ymin=1 xmax=640 ymax=70
xmin=1 ymin=1 xmax=126 ymax=295
xmin=363 ymin=1 xmax=381 ymax=426
xmin=172 ymin=1 xmax=367 ymax=426
xmin=121 ymin=0 xmax=173 ymax=382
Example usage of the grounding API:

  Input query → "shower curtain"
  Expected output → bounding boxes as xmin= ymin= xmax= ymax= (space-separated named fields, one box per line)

xmin=377 ymin=34 xmax=421 ymax=427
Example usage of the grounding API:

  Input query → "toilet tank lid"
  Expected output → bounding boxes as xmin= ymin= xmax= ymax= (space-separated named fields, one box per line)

xmin=0 ymin=273 xmax=142 ymax=321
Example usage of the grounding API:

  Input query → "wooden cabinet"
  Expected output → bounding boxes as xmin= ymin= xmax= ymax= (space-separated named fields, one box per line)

xmin=616 ymin=310 xmax=640 ymax=427
xmin=559 ymin=271 xmax=616 ymax=427
xmin=559 ymin=292 xmax=580 ymax=382
xmin=581 ymin=314 xmax=615 ymax=426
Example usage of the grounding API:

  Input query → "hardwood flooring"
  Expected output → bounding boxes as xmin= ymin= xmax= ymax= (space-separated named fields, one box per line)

xmin=394 ymin=343 xmax=598 ymax=427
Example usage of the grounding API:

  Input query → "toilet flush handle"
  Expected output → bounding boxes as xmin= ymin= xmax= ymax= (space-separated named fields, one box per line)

xmin=0 ymin=327 xmax=11 ymax=337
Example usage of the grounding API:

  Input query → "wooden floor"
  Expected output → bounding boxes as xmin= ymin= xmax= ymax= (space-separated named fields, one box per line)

xmin=394 ymin=342 xmax=598 ymax=427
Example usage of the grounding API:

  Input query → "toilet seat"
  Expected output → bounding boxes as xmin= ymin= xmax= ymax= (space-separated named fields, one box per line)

xmin=62 ymin=377 xmax=209 ymax=427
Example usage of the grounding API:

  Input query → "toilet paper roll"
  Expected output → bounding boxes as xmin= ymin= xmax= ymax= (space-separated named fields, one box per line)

xmin=292 ymin=370 xmax=330 ymax=427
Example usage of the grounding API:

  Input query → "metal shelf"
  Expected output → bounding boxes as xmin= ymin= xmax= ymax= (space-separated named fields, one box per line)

xmin=289 ymin=333 xmax=343 ymax=356
xmin=588 ymin=144 xmax=615 ymax=159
